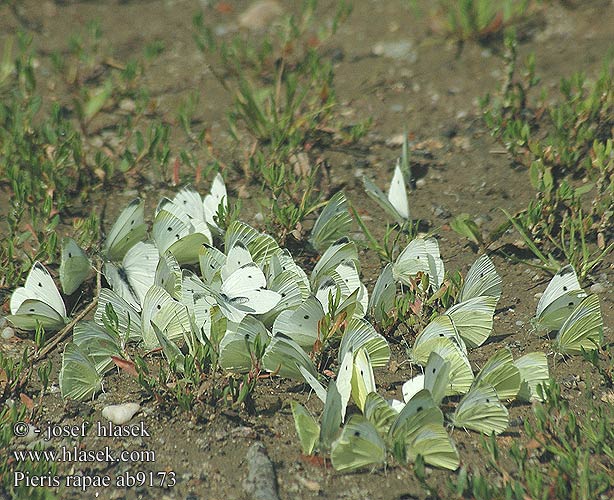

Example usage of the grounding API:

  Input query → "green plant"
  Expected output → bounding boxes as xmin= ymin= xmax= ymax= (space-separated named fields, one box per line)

xmin=192 ymin=1 xmax=365 ymax=237
xmin=477 ymin=33 xmax=614 ymax=277
xmin=425 ymin=380 xmax=614 ymax=500
xmin=426 ymin=0 xmax=537 ymax=42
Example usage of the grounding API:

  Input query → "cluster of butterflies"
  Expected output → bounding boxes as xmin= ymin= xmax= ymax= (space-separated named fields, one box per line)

xmin=291 ymin=246 xmax=604 ymax=472
xmin=7 ymin=174 xmax=371 ymax=401
xmin=6 ymin=166 xmax=604 ymax=472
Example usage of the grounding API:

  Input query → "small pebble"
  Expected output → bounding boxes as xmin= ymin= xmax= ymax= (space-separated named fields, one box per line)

xmin=24 ymin=424 xmax=39 ymax=443
xmin=590 ymin=283 xmax=606 ymax=294
xmin=238 ymin=1 xmax=283 ymax=30
xmin=515 ymin=320 xmax=524 ymax=327
xmin=101 ymin=403 xmax=140 ymax=425
xmin=119 ymin=99 xmax=136 ymax=113
xmin=415 ymin=178 xmax=426 ymax=188
xmin=372 ymin=40 xmax=417 ymax=62
xmin=2 ymin=326 xmax=14 ymax=340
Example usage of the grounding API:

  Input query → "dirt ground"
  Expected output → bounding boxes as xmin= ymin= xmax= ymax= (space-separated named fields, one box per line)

xmin=1 ymin=1 xmax=613 ymax=499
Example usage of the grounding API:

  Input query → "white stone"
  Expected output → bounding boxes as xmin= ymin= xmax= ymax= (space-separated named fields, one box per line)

xmin=1 ymin=327 xmax=14 ymax=340
xmin=238 ymin=1 xmax=283 ymax=30
xmin=101 ymin=403 xmax=140 ymax=425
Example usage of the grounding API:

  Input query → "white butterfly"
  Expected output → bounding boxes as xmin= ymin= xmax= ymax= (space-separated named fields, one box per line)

xmin=311 ymin=237 xmax=358 ymax=290
xmin=8 ymin=262 xmax=68 ymax=331
xmin=403 ymin=352 xmax=451 ymax=406
xmin=103 ymin=241 xmax=158 ymax=310
xmin=553 ymin=294 xmax=603 ymax=356
xmin=152 ymin=208 xmax=210 ymax=265
xmin=272 ymin=296 xmax=324 ymax=349
xmin=203 ymin=172 xmax=228 ymax=232
xmin=363 ymin=161 xmax=410 ymax=224
xmin=102 ymin=198 xmax=147 ymax=262
xmin=224 ymin=221 xmax=279 ymax=267
xmin=459 ymin=254 xmax=502 ymax=302
xmin=314 ymin=260 xmax=368 ymax=316
xmin=368 ymin=263 xmax=396 ymax=323
xmin=451 ymin=384 xmax=509 ymax=435
xmin=59 ymin=343 xmax=103 ymax=401
xmin=161 ymin=173 xmax=228 ymax=237
xmin=534 ymin=265 xmax=587 ymax=332
xmin=393 ymin=237 xmax=444 ymax=290
xmin=219 ymin=316 xmax=270 ymax=372
xmin=59 ymin=237 xmax=91 ymax=295
xmin=309 ymin=191 xmax=353 ymax=253
xmin=211 ymin=263 xmax=282 ymax=323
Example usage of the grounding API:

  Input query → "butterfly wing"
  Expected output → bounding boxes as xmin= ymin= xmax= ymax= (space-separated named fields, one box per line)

xmin=406 ymin=423 xmax=459 ymax=471
xmin=155 ymin=251 xmax=182 ymax=300
xmin=393 ymin=238 xmax=429 ymax=285
xmin=389 ymin=389 xmax=442 ymax=442
xmin=221 ymin=242 xmax=254 ymax=280
xmin=554 ymin=294 xmax=603 ymax=355
xmin=10 ymin=261 xmax=66 ymax=318
xmin=369 ymin=263 xmax=396 ymax=322
xmin=446 ymin=295 xmax=497 ymax=349
xmin=59 ymin=343 xmax=103 ymax=401
xmin=224 ymin=221 xmax=279 ymax=266
xmin=311 ymin=237 xmax=358 ymax=289
xmin=459 ymin=254 xmax=502 ymax=302
xmin=363 ymin=392 xmax=398 ymax=435
xmin=59 ymin=237 xmax=91 ymax=295
xmin=199 ymin=243 xmax=226 ymax=286
xmin=350 ymin=348 xmax=376 ymax=411
xmin=7 ymin=299 xmax=67 ymax=331
xmin=339 ymin=317 xmax=391 ymax=368
xmin=218 ymin=263 xmax=281 ymax=322
xmin=203 ymin=172 xmax=228 ymax=230
xmin=8 ymin=262 xmax=66 ymax=330
xmin=387 ymin=162 xmax=410 ymax=220
xmin=103 ymin=198 xmax=147 ymax=261
xmin=272 ymin=295 xmax=324 ymax=349
xmin=535 ymin=265 xmax=586 ymax=331
xmin=336 ymin=349 xmax=354 ymax=421
xmin=411 ymin=337 xmax=473 ymax=396
xmin=424 ymin=352 xmax=451 ymax=406
xmin=219 ymin=316 xmax=269 ymax=372
xmin=262 ymin=335 xmax=318 ymax=380
xmin=73 ymin=320 xmax=123 ymax=374
xmin=363 ymin=172 xmax=408 ymax=225
xmin=402 ymin=374 xmax=425 ymax=403
xmin=331 ymin=415 xmax=386 ymax=472
xmin=514 ymin=352 xmax=550 ymax=402
xmin=309 ymin=191 xmax=353 ymax=253
xmin=474 ymin=348 xmax=521 ymax=400
xmin=290 ymin=402 xmax=320 ymax=455
xmin=94 ymin=288 xmax=142 ymax=342
xmin=452 ymin=384 xmax=509 ymax=435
